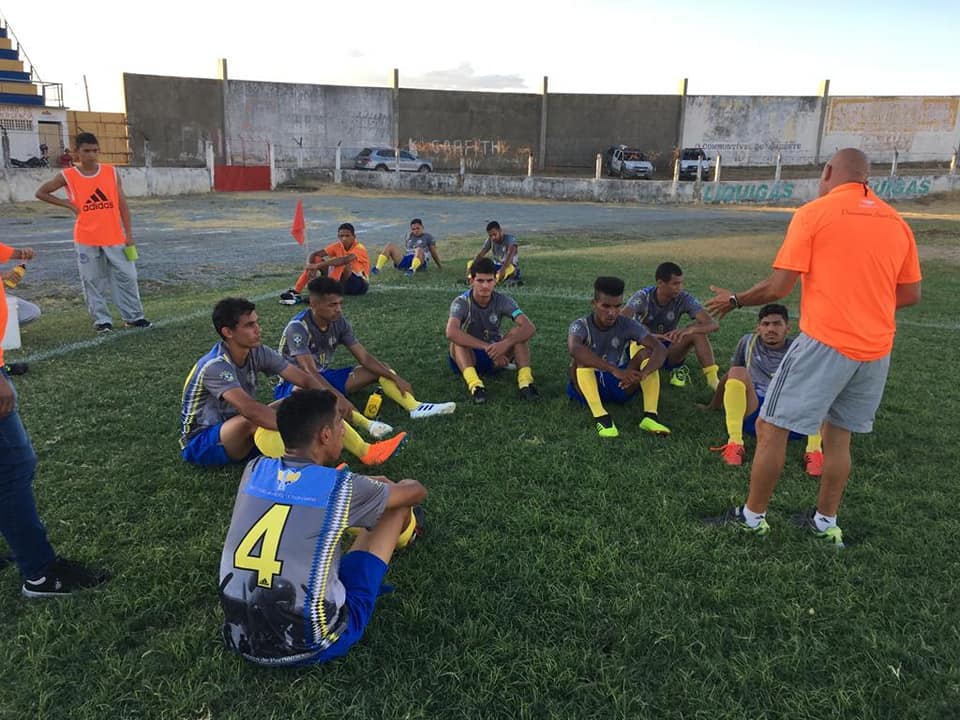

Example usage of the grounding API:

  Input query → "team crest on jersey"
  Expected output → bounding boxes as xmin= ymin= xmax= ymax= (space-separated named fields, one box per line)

xmin=328 ymin=337 xmax=336 ymax=347
xmin=276 ymin=468 xmax=302 ymax=488
xmin=611 ymin=337 xmax=621 ymax=348
xmin=292 ymin=334 xmax=304 ymax=347
xmin=667 ymin=311 xmax=676 ymax=322
xmin=220 ymin=370 xmax=235 ymax=382
xmin=489 ymin=313 xmax=497 ymax=324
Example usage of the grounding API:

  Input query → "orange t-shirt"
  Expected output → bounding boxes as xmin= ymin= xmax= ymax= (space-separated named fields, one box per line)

xmin=774 ymin=183 xmax=922 ymax=361
xmin=62 ymin=164 xmax=126 ymax=247
xmin=323 ymin=240 xmax=370 ymax=281
xmin=0 ymin=243 xmax=13 ymax=366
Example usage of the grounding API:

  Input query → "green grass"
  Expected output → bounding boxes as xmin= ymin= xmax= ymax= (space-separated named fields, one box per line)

xmin=2 ymin=224 xmax=960 ymax=720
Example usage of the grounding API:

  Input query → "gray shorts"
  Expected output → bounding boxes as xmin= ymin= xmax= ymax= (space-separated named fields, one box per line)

xmin=759 ymin=333 xmax=891 ymax=435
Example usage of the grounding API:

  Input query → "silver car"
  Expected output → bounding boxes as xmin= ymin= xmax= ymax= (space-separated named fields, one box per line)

xmin=355 ymin=148 xmax=433 ymax=173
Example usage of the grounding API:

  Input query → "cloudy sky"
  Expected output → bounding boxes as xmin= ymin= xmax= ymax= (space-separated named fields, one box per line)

xmin=5 ymin=0 xmax=957 ymax=112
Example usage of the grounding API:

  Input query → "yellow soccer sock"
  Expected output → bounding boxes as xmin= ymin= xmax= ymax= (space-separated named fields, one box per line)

xmin=375 ymin=254 xmax=389 ymax=271
xmin=500 ymin=264 xmax=516 ymax=281
xmin=575 ymin=367 xmax=607 ymax=418
xmin=341 ymin=421 xmax=370 ymax=459
xmin=639 ymin=357 xmax=661 ymax=414
xmin=410 ymin=256 xmax=423 ymax=272
xmin=350 ymin=410 xmax=372 ymax=431
xmin=462 ymin=366 xmax=484 ymax=393
xmin=703 ymin=364 xmax=720 ymax=390
xmin=253 ymin=427 xmax=285 ymax=458
xmin=396 ymin=508 xmax=418 ymax=549
xmin=517 ymin=366 xmax=534 ymax=390
xmin=724 ymin=378 xmax=747 ymax=445
xmin=381 ymin=376 xmax=420 ymax=411
xmin=806 ymin=433 xmax=822 ymax=453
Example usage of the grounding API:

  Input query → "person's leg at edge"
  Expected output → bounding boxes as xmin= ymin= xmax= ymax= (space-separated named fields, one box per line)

xmin=219 ymin=415 xmax=260 ymax=461
xmin=692 ymin=333 xmax=719 ymax=390
xmin=104 ymin=245 xmax=146 ymax=323
xmin=630 ymin=341 xmax=669 ymax=433
xmin=513 ymin=341 xmax=535 ymax=390
xmin=409 ymin=248 xmax=426 ymax=273
xmin=451 ymin=343 xmax=484 ymax=394
xmin=77 ymin=246 xmax=113 ymax=326
xmin=348 ymin=506 xmax=413 ymax=565
xmin=374 ymin=243 xmax=403 ymax=273
xmin=814 ymin=421 xmax=851 ymax=527
xmin=742 ymin=417 xmax=790 ymax=525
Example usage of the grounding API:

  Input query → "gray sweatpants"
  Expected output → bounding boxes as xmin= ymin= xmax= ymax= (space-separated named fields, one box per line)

xmin=76 ymin=244 xmax=145 ymax=326
xmin=8 ymin=296 xmax=41 ymax=326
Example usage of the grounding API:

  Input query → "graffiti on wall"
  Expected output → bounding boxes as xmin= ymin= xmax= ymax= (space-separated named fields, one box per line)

xmin=408 ymin=138 xmax=532 ymax=160
xmin=702 ymin=181 xmax=795 ymax=204
xmin=828 ymin=98 xmax=958 ymax=134
xmin=702 ymin=176 xmax=934 ymax=204
xmin=870 ymin=176 xmax=932 ymax=200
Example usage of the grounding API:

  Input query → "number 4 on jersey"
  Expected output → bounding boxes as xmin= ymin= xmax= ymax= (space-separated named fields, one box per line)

xmin=233 ymin=504 xmax=292 ymax=588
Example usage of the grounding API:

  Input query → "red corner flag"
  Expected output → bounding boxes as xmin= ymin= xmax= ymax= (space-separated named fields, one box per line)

xmin=291 ymin=199 xmax=306 ymax=245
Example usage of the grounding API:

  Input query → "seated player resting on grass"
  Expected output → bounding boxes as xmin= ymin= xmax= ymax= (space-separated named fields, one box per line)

xmin=180 ymin=297 xmax=405 ymax=468
xmin=371 ymin=218 xmax=442 ymax=276
xmin=446 ymin=257 xmax=538 ymax=404
xmin=466 ymin=221 xmax=520 ymax=285
xmin=282 ymin=223 xmax=370 ymax=303
xmin=621 ymin=262 xmax=720 ymax=395
xmin=275 ymin=275 xmax=455 ymax=428
xmin=705 ymin=303 xmax=823 ymax=476
xmin=568 ymin=276 xmax=668 ymax=437
xmin=219 ymin=388 xmax=426 ymax=667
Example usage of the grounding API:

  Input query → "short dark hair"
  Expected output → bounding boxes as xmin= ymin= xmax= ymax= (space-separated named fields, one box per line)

xmin=410 ymin=218 xmax=423 ymax=226
xmin=276 ymin=389 xmax=339 ymax=449
xmin=758 ymin=303 xmax=789 ymax=322
xmin=212 ymin=297 xmax=255 ymax=339
xmin=75 ymin=132 xmax=98 ymax=148
xmin=486 ymin=221 xmax=501 ymax=232
xmin=594 ymin=276 xmax=625 ymax=299
xmin=469 ymin=257 xmax=497 ymax=277
xmin=307 ymin=276 xmax=343 ymax=297
xmin=338 ymin=222 xmax=355 ymax=234
xmin=655 ymin=262 xmax=683 ymax=282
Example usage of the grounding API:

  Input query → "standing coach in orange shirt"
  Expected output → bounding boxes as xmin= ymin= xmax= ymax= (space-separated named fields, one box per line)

xmin=702 ymin=148 xmax=922 ymax=547
xmin=35 ymin=132 xmax=151 ymax=333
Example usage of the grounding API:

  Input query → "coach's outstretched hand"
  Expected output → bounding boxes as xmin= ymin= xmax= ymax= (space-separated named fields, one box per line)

xmin=704 ymin=285 xmax=736 ymax=319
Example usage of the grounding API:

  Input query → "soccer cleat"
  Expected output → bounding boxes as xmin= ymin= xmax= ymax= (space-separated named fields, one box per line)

xmin=409 ymin=401 xmax=457 ymax=419
xmin=95 ymin=323 xmax=113 ymax=333
xmin=639 ymin=415 xmax=671 ymax=436
xmin=711 ymin=442 xmax=746 ymax=466
xmin=21 ymin=557 xmax=110 ymax=599
xmin=359 ymin=431 xmax=408 ymax=465
xmin=700 ymin=506 xmax=770 ymax=536
xmin=790 ymin=508 xmax=845 ymax=548
xmin=471 ymin=386 xmax=487 ymax=405
xmin=596 ymin=414 xmax=619 ymax=438
xmin=367 ymin=420 xmax=394 ymax=440
xmin=404 ymin=269 xmax=415 ymax=278
xmin=518 ymin=384 xmax=541 ymax=402
xmin=804 ymin=451 xmax=824 ymax=477
xmin=669 ymin=366 xmax=691 ymax=388
xmin=3 ymin=362 xmax=28 ymax=376
xmin=125 ymin=318 xmax=153 ymax=329
xmin=369 ymin=266 xmax=379 ymax=275
xmin=279 ymin=290 xmax=300 ymax=305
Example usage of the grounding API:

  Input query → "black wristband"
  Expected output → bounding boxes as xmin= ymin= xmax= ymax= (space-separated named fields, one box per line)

xmin=729 ymin=294 xmax=742 ymax=309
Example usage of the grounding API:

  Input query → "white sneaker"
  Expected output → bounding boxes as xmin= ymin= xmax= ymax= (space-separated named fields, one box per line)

xmin=409 ymin=402 xmax=457 ymax=419
xmin=367 ymin=421 xmax=394 ymax=440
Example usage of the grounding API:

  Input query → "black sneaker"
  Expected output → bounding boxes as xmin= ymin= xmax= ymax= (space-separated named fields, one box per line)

xmin=3 ymin=362 xmax=28 ymax=376
xmin=279 ymin=290 xmax=301 ymax=306
xmin=700 ymin=506 xmax=770 ymax=536
xmin=519 ymin=384 xmax=541 ymax=401
xmin=471 ymin=386 xmax=487 ymax=405
xmin=21 ymin=557 xmax=110 ymax=599
xmin=124 ymin=318 xmax=153 ymax=329
xmin=95 ymin=323 xmax=113 ymax=333
xmin=790 ymin=508 xmax=845 ymax=548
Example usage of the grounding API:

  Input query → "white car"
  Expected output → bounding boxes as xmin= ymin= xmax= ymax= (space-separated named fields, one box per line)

xmin=605 ymin=145 xmax=655 ymax=179
xmin=679 ymin=148 xmax=711 ymax=181
xmin=354 ymin=148 xmax=432 ymax=173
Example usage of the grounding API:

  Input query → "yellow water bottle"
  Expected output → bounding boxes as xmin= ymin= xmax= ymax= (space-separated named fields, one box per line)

xmin=363 ymin=389 xmax=383 ymax=419
xmin=3 ymin=264 xmax=26 ymax=289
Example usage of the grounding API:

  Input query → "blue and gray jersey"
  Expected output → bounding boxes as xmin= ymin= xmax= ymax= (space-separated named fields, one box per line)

xmin=625 ymin=286 xmax=704 ymax=334
xmin=278 ymin=309 xmax=357 ymax=372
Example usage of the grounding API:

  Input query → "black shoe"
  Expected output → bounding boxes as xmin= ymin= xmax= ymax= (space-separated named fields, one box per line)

xmin=3 ymin=362 xmax=28 ymax=376
xmin=21 ymin=557 xmax=110 ymax=599
xmin=519 ymin=384 xmax=540 ymax=401
xmin=279 ymin=289 xmax=301 ymax=306
xmin=471 ymin=386 xmax=487 ymax=405
xmin=700 ymin=506 xmax=770 ymax=536
xmin=124 ymin=318 xmax=153 ymax=329
xmin=95 ymin=323 xmax=113 ymax=333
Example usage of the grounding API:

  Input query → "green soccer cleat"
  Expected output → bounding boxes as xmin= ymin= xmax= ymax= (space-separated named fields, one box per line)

xmin=791 ymin=509 xmax=845 ymax=548
xmin=669 ymin=366 xmax=691 ymax=388
xmin=701 ymin=506 xmax=770 ymax=536
xmin=595 ymin=414 xmax=618 ymax=438
xmin=639 ymin=415 xmax=671 ymax=435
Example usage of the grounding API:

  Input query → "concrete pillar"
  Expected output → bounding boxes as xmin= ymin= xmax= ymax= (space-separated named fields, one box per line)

xmin=676 ymin=78 xmax=688 ymax=157
xmin=391 ymin=68 xmax=400 ymax=150
xmin=334 ymin=142 xmax=342 ymax=184
xmin=814 ymin=79 xmax=830 ymax=166
xmin=268 ymin=142 xmax=276 ymax=189
xmin=0 ymin=129 xmax=9 ymax=168
xmin=890 ymin=149 xmax=898 ymax=177
xmin=538 ymin=76 xmax=548 ymax=171
xmin=528 ymin=154 xmax=534 ymax=178
xmin=774 ymin=152 xmax=782 ymax=182
xmin=672 ymin=158 xmax=680 ymax=183
xmin=714 ymin=154 xmax=722 ymax=183
xmin=218 ymin=58 xmax=229 ymax=164
xmin=205 ymin=140 xmax=215 ymax=190
xmin=950 ymin=151 xmax=957 ymax=176
xmin=595 ymin=153 xmax=602 ymax=180
xmin=143 ymin=139 xmax=152 ymax=168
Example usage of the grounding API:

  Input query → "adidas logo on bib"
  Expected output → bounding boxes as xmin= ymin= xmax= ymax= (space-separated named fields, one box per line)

xmin=82 ymin=188 xmax=114 ymax=212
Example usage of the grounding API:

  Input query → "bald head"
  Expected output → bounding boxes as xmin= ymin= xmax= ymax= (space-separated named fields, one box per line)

xmin=819 ymin=148 xmax=870 ymax=196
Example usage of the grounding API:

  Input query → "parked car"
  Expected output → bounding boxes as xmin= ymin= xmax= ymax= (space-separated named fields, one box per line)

xmin=605 ymin=145 xmax=655 ymax=179
xmin=678 ymin=148 xmax=711 ymax=181
xmin=354 ymin=148 xmax=432 ymax=173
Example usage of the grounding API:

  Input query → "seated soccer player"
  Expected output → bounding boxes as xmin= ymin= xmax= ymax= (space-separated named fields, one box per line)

xmin=706 ymin=303 xmax=823 ymax=476
xmin=219 ymin=388 xmax=426 ymax=666
xmin=466 ymin=221 xmax=520 ymax=285
xmin=568 ymin=276 xmax=668 ymax=437
xmin=180 ymin=297 xmax=406 ymax=468
xmin=372 ymin=218 xmax=442 ymax=277
xmin=621 ymin=261 xmax=720 ymax=398
xmin=276 ymin=275 xmax=455 ymax=426
xmin=446 ymin=257 xmax=538 ymax=403
xmin=283 ymin=223 xmax=370 ymax=303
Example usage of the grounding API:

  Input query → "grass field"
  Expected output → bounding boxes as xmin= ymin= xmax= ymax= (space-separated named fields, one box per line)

xmin=1 ymin=199 xmax=959 ymax=719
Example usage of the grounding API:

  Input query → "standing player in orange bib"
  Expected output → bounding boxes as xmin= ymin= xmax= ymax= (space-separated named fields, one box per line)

xmin=35 ymin=132 xmax=151 ymax=333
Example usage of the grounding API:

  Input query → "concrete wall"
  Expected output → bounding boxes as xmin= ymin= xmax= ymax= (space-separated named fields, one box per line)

xmin=123 ymin=73 xmax=223 ymax=167
xmin=545 ymin=94 xmax=681 ymax=172
xmin=0 ymin=167 xmax=211 ymax=204
xmin=227 ymin=81 xmax=392 ymax=168
xmin=0 ymin=104 xmax=69 ymax=164
xmin=682 ymin=96 xmax=823 ymax=166
xmin=821 ymin=96 xmax=960 ymax=162
xmin=400 ymin=89 xmax=541 ymax=172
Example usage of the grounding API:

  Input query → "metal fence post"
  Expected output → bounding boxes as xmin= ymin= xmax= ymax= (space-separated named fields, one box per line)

xmin=394 ymin=146 xmax=400 ymax=172
xmin=714 ymin=154 xmax=722 ymax=183
xmin=695 ymin=157 xmax=703 ymax=184
xmin=335 ymin=142 xmax=342 ymax=184
xmin=951 ymin=151 xmax=958 ymax=176
xmin=143 ymin=139 xmax=152 ymax=168
xmin=672 ymin=158 xmax=680 ymax=183
xmin=459 ymin=157 xmax=465 ymax=178
xmin=528 ymin=154 xmax=534 ymax=178
xmin=205 ymin=141 xmax=215 ymax=190
xmin=595 ymin=154 xmax=602 ymax=180
xmin=890 ymin=149 xmax=898 ymax=177
xmin=268 ymin=142 xmax=276 ymax=190
xmin=774 ymin=152 xmax=782 ymax=182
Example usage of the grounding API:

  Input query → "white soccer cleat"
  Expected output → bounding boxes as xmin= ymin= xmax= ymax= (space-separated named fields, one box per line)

xmin=409 ymin=402 xmax=457 ymax=419
xmin=367 ymin=421 xmax=394 ymax=440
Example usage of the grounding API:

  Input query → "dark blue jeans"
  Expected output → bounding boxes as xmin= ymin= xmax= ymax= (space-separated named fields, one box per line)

xmin=0 ymin=373 xmax=55 ymax=579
